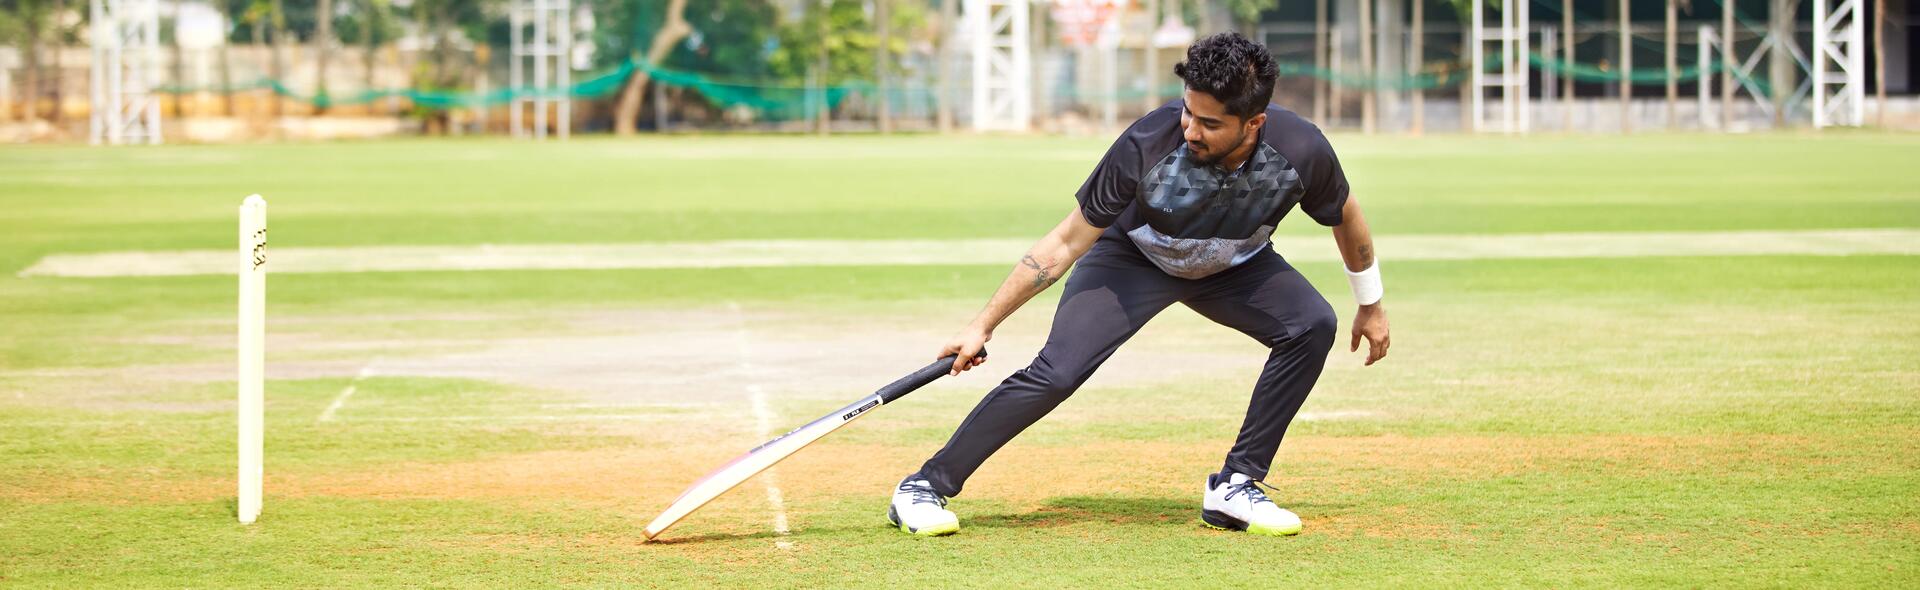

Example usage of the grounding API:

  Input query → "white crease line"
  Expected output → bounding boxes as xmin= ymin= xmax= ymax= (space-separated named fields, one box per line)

xmin=2 ymin=415 xmax=690 ymax=427
xmin=21 ymin=229 xmax=1920 ymax=277
xmin=536 ymin=402 xmax=713 ymax=409
xmin=731 ymin=301 xmax=794 ymax=550
xmin=342 ymin=414 xmax=685 ymax=423
xmin=1296 ymin=410 xmax=1381 ymax=421
xmin=318 ymin=361 xmax=378 ymax=423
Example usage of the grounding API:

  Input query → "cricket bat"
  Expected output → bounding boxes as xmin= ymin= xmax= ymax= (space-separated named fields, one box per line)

xmin=643 ymin=350 xmax=985 ymax=541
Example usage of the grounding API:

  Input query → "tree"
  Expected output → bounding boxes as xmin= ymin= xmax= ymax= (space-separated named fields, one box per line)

xmin=315 ymin=0 xmax=336 ymax=112
xmin=403 ymin=0 xmax=495 ymax=131
xmin=1224 ymin=0 xmax=1276 ymax=35
xmin=2 ymin=0 xmax=54 ymax=122
xmin=338 ymin=0 xmax=399 ymax=113
xmin=610 ymin=0 xmax=689 ymax=136
xmin=269 ymin=0 xmax=288 ymax=116
xmin=767 ymin=0 xmax=919 ymax=85
xmin=206 ymin=0 xmax=234 ymax=115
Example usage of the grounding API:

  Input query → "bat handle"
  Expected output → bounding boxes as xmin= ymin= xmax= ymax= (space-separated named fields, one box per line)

xmin=877 ymin=349 xmax=987 ymax=404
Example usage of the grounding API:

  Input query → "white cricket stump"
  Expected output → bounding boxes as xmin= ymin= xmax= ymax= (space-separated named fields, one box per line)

xmin=238 ymin=195 xmax=266 ymax=524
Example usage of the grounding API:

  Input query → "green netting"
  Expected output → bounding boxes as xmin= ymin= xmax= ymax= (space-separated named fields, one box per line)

xmin=158 ymin=49 xmax=1771 ymax=116
xmin=1530 ymin=53 xmax=1718 ymax=84
xmin=1276 ymin=60 xmax=1471 ymax=91
xmin=157 ymin=58 xmax=864 ymax=119
xmin=1531 ymin=53 xmax=1775 ymax=96
xmin=636 ymin=61 xmax=859 ymax=120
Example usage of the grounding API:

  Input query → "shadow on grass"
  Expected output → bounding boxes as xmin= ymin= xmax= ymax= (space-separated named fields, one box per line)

xmin=643 ymin=530 xmax=788 ymax=545
xmin=968 ymin=495 xmax=1195 ymax=529
xmin=968 ymin=495 xmax=1357 ymax=530
xmin=649 ymin=496 xmax=1357 ymax=544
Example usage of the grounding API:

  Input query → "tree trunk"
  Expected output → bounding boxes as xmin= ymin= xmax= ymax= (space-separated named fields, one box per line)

xmin=1874 ymin=0 xmax=1886 ymax=126
xmin=1767 ymin=0 xmax=1798 ymax=127
xmin=816 ymin=3 xmax=830 ymax=136
xmin=877 ymin=0 xmax=891 ymax=134
xmin=1360 ymin=0 xmax=1374 ymax=134
xmin=1313 ymin=0 xmax=1327 ymax=123
xmin=270 ymin=0 xmax=288 ymax=118
xmin=1455 ymin=23 xmax=1466 ymax=131
xmin=612 ymin=0 xmax=690 ymax=136
xmin=252 ymin=18 xmax=266 ymax=118
xmin=432 ymin=2 xmax=453 ymax=133
xmin=50 ymin=0 xmax=67 ymax=122
xmin=363 ymin=0 xmax=383 ymax=116
xmin=938 ymin=0 xmax=956 ymax=132
xmin=1620 ymin=0 xmax=1632 ymax=133
xmin=315 ymin=0 xmax=335 ymax=114
xmin=1721 ymin=0 xmax=1733 ymax=128
xmin=22 ymin=9 xmax=41 ymax=123
xmin=1563 ymin=0 xmax=1574 ymax=129
xmin=1666 ymin=0 xmax=1677 ymax=129
xmin=1411 ymin=0 xmax=1423 ymax=135
xmin=216 ymin=0 xmax=235 ymax=116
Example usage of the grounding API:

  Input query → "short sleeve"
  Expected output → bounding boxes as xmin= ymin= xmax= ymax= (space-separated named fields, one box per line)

xmin=1073 ymin=133 xmax=1143 ymax=229
xmin=1294 ymin=131 xmax=1350 ymax=227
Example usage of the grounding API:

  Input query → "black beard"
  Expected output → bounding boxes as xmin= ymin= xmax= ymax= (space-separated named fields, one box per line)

xmin=1189 ymin=143 xmax=1223 ymax=165
xmin=1190 ymin=128 xmax=1247 ymax=167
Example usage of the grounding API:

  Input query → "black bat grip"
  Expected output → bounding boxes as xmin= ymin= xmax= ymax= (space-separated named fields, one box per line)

xmin=877 ymin=349 xmax=987 ymax=404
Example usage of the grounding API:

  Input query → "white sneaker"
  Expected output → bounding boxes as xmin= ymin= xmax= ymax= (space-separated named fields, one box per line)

xmin=887 ymin=474 xmax=960 ymax=536
xmin=1201 ymin=472 xmax=1302 ymax=536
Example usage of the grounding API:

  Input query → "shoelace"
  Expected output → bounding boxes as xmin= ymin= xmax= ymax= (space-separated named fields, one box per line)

xmin=898 ymin=479 xmax=948 ymax=507
xmin=1221 ymin=478 xmax=1278 ymax=506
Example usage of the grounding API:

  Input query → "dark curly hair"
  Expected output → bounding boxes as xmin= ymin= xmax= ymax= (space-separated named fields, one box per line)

xmin=1173 ymin=32 xmax=1279 ymax=121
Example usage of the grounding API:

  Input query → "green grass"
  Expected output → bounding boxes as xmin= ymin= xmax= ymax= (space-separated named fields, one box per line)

xmin=1 ymin=133 xmax=1917 ymax=588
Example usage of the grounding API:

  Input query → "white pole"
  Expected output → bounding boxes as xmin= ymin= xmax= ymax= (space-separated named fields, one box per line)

xmin=237 ymin=195 xmax=267 ymax=525
xmin=1815 ymin=0 xmax=1827 ymax=127
xmin=1845 ymin=0 xmax=1864 ymax=126
xmin=1518 ymin=0 xmax=1530 ymax=133
xmin=144 ymin=0 xmax=162 ymax=144
xmin=1470 ymin=0 xmax=1482 ymax=132
xmin=108 ymin=0 xmax=126 ymax=145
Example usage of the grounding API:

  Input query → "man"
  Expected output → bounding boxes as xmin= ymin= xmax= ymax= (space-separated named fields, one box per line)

xmin=888 ymin=32 xmax=1390 ymax=537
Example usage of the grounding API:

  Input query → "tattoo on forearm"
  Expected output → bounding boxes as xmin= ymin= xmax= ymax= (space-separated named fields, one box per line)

xmin=1356 ymin=243 xmax=1374 ymax=268
xmin=1021 ymin=254 xmax=1060 ymax=288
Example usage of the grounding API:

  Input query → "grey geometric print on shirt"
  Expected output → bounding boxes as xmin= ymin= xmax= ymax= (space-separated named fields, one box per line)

xmin=1128 ymin=142 xmax=1302 ymax=278
xmin=1127 ymin=223 xmax=1279 ymax=279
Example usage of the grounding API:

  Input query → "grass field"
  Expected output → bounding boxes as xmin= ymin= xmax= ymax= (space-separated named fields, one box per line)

xmin=2 ymin=132 xmax=1917 ymax=587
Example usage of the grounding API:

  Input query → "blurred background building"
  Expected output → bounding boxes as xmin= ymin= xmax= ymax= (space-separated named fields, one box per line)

xmin=0 ymin=0 xmax=1913 ymax=142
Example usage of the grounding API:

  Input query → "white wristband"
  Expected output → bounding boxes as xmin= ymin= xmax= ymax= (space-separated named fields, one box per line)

xmin=1345 ymin=260 xmax=1383 ymax=306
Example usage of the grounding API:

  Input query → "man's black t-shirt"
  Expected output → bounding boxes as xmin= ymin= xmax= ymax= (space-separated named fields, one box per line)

xmin=1074 ymin=99 xmax=1350 ymax=279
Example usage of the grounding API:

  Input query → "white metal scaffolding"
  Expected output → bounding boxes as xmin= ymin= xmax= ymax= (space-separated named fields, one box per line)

xmin=1469 ymin=0 xmax=1529 ymax=133
xmin=966 ymin=0 xmax=1032 ymax=132
xmin=1812 ymin=0 xmax=1865 ymax=127
xmin=510 ymin=0 xmax=574 ymax=139
xmin=89 ymin=0 xmax=163 ymax=145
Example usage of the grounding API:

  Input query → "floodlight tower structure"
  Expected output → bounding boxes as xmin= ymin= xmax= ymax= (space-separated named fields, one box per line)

xmin=1811 ymin=0 xmax=1865 ymax=127
xmin=89 ymin=0 xmax=164 ymax=145
xmin=1469 ymin=0 xmax=1529 ymax=133
xmin=966 ymin=0 xmax=1032 ymax=132
xmin=510 ymin=0 xmax=575 ymax=139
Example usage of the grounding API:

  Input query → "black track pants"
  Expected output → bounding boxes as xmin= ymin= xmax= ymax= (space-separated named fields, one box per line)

xmin=918 ymin=236 xmax=1338 ymax=497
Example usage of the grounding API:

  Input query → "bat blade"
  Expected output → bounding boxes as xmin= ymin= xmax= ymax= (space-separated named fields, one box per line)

xmin=642 ymin=352 xmax=978 ymax=541
xmin=643 ymin=393 xmax=881 ymax=540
